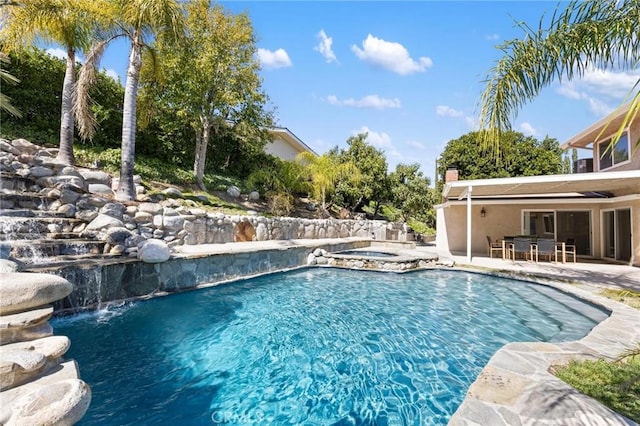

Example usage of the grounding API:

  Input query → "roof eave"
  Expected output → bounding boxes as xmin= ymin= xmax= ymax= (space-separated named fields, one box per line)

xmin=560 ymin=103 xmax=631 ymax=150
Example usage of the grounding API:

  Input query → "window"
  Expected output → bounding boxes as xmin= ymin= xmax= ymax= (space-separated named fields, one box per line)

xmin=598 ymin=132 xmax=629 ymax=170
xmin=543 ymin=214 xmax=554 ymax=234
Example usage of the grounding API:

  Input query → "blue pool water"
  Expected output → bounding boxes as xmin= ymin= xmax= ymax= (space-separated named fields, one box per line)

xmin=52 ymin=268 xmax=607 ymax=425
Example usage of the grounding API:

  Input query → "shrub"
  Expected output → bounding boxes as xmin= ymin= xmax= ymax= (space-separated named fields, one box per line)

xmin=267 ymin=192 xmax=293 ymax=216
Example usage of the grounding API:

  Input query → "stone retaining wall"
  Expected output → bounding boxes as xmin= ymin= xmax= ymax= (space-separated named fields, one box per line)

xmin=44 ymin=240 xmax=370 ymax=311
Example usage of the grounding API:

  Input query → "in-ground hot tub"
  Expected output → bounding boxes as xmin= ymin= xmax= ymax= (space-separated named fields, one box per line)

xmin=313 ymin=241 xmax=438 ymax=271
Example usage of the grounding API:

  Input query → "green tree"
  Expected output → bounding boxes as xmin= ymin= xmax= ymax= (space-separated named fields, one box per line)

xmin=140 ymin=0 xmax=272 ymax=190
xmin=0 ymin=53 xmax=21 ymax=117
xmin=437 ymin=131 xmax=564 ymax=193
xmin=331 ymin=133 xmax=389 ymax=215
xmin=478 ymin=0 xmax=639 ymax=154
xmin=388 ymin=163 xmax=434 ymax=223
xmin=1 ymin=0 xmax=99 ymax=164
xmin=0 ymin=47 xmax=122 ymax=147
xmin=297 ymin=151 xmax=359 ymax=214
xmin=77 ymin=0 xmax=184 ymax=201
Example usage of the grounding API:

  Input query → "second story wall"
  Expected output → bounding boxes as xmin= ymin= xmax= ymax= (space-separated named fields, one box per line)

xmin=592 ymin=118 xmax=640 ymax=172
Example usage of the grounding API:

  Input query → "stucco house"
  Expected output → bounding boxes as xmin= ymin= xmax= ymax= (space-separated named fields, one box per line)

xmin=435 ymin=103 xmax=640 ymax=266
xmin=264 ymin=127 xmax=316 ymax=161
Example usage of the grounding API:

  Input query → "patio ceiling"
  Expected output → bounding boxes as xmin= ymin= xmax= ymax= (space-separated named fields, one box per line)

xmin=443 ymin=170 xmax=640 ymax=200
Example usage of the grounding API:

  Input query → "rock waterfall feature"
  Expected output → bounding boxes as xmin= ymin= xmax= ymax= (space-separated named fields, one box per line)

xmin=0 ymin=270 xmax=91 ymax=424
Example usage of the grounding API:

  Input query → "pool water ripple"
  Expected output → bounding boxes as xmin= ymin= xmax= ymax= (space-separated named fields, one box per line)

xmin=53 ymin=268 xmax=608 ymax=425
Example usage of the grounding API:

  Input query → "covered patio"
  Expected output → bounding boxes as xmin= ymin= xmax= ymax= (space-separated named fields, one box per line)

xmin=435 ymin=170 xmax=640 ymax=266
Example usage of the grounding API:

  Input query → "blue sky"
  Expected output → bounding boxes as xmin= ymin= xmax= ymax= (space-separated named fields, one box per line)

xmin=46 ymin=1 xmax=639 ymax=183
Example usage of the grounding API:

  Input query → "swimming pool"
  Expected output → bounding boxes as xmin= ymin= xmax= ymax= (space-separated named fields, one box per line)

xmin=52 ymin=268 xmax=608 ymax=425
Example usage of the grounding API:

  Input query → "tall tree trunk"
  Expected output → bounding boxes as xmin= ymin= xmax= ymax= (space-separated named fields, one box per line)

xmin=116 ymin=39 xmax=142 ymax=202
xmin=56 ymin=49 xmax=76 ymax=165
xmin=193 ymin=116 xmax=211 ymax=191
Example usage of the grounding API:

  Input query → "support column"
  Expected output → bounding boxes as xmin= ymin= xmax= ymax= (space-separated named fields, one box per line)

xmin=466 ymin=185 xmax=472 ymax=263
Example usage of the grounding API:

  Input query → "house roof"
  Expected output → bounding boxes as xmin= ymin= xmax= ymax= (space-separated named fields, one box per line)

xmin=269 ymin=127 xmax=317 ymax=156
xmin=561 ymin=103 xmax=632 ymax=149
xmin=442 ymin=170 xmax=640 ymax=200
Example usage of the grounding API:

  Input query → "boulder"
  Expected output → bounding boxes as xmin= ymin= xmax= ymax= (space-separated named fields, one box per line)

xmin=99 ymin=202 xmax=125 ymax=219
xmin=138 ymin=239 xmax=171 ymax=263
xmin=0 ymin=140 xmax=20 ymax=155
xmin=59 ymin=167 xmax=82 ymax=178
xmin=56 ymin=204 xmax=76 ymax=218
xmin=11 ymin=139 xmax=39 ymax=155
xmin=85 ymin=213 xmax=124 ymax=231
xmin=37 ymin=175 xmax=86 ymax=191
xmin=248 ymin=191 xmax=260 ymax=201
xmin=88 ymin=184 xmax=114 ymax=197
xmin=0 ymin=273 xmax=73 ymax=315
xmin=162 ymin=187 xmax=182 ymax=198
xmin=162 ymin=215 xmax=184 ymax=231
xmin=28 ymin=166 xmax=53 ymax=178
xmin=138 ymin=202 xmax=163 ymax=214
xmin=0 ymin=306 xmax=53 ymax=333
xmin=59 ymin=188 xmax=81 ymax=205
xmin=4 ymin=379 xmax=91 ymax=426
xmin=78 ymin=169 xmax=112 ymax=186
xmin=105 ymin=227 xmax=132 ymax=245
xmin=226 ymin=185 xmax=241 ymax=198
xmin=0 ymin=259 xmax=18 ymax=273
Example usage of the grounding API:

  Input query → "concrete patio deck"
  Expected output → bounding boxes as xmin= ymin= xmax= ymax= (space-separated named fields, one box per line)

xmin=427 ymin=247 xmax=640 ymax=293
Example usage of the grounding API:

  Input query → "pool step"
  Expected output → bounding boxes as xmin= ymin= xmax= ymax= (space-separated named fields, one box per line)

xmin=502 ymin=284 xmax=605 ymax=342
xmin=531 ymin=284 xmax=608 ymax=324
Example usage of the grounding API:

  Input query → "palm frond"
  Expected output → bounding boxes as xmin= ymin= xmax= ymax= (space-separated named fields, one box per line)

xmin=74 ymin=38 xmax=110 ymax=140
xmin=478 ymin=0 xmax=640 ymax=154
xmin=0 ymin=52 xmax=21 ymax=117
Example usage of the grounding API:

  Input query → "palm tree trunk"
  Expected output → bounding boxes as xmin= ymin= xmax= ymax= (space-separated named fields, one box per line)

xmin=56 ymin=49 xmax=76 ymax=165
xmin=193 ymin=116 xmax=210 ymax=191
xmin=116 ymin=39 xmax=142 ymax=202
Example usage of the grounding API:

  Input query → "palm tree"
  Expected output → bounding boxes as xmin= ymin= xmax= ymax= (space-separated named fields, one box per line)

xmin=297 ymin=152 xmax=360 ymax=214
xmin=478 ymin=0 xmax=639 ymax=155
xmin=77 ymin=0 xmax=183 ymax=201
xmin=0 ymin=0 xmax=97 ymax=165
xmin=0 ymin=53 xmax=21 ymax=117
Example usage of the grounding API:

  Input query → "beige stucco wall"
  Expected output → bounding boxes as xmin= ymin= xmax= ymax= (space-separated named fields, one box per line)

xmin=264 ymin=137 xmax=302 ymax=161
xmin=437 ymin=199 xmax=639 ymax=266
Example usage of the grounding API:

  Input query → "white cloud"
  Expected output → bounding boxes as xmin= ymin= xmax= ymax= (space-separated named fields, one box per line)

xmin=580 ymin=68 xmax=639 ymax=98
xmin=485 ymin=33 xmax=500 ymax=41
xmin=104 ymin=68 xmax=119 ymax=81
xmin=587 ymin=97 xmax=615 ymax=116
xmin=257 ymin=48 xmax=292 ymax=70
xmin=436 ymin=105 xmax=464 ymax=118
xmin=314 ymin=29 xmax=337 ymax=63
xmin=352 ymin=126 xmax=392 ymax=148
xmin=327 ymin=94 xmax=401 ymax=109
xmin=556 ymin=67 xmax=639 ymax=116
xmin=46 ymin=48 xmax=67 ymax=60
xmin=556 ymin=84 xmax=582 ymax=100
xmin=351 ymin=34 xmax=432 ymax=75
xmin=519 ymin=122 xmax=537 ymax=136
xmin=407 ymin=140 xmax=426 ymax=150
